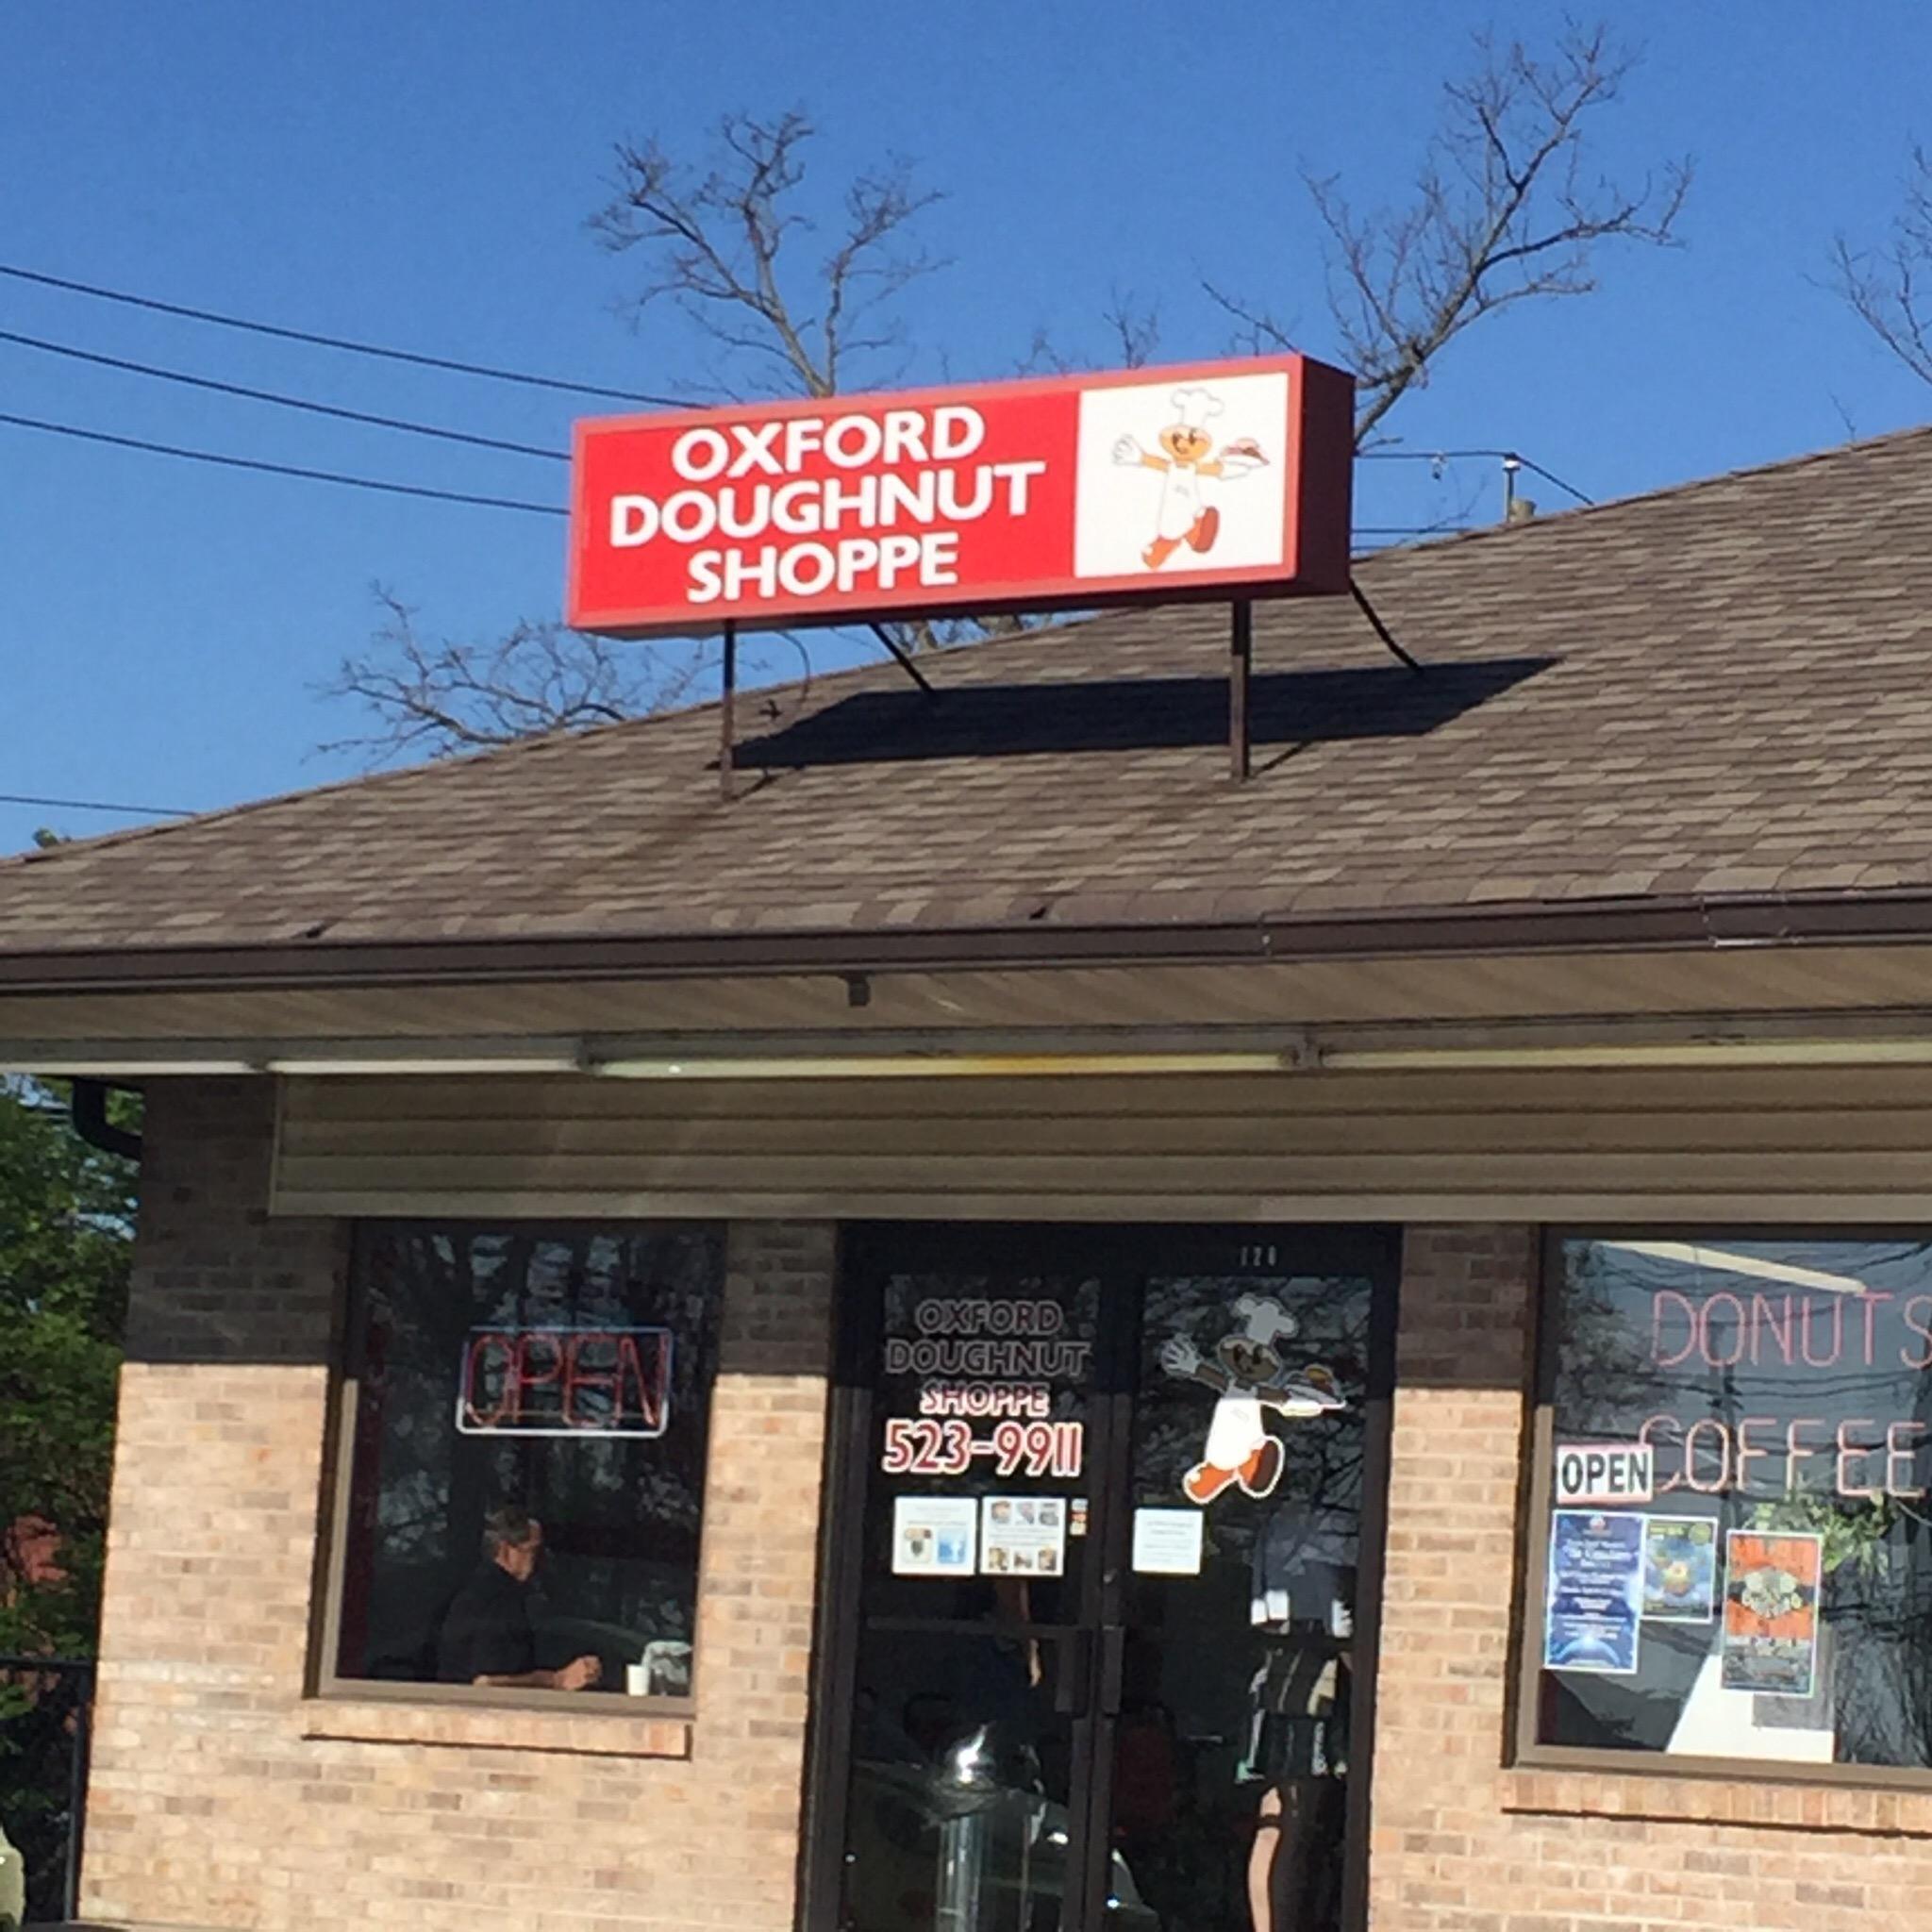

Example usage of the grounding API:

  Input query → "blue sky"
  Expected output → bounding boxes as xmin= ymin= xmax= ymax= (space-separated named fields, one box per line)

xmin=3 ymin=1 xmax=1929 ymax=856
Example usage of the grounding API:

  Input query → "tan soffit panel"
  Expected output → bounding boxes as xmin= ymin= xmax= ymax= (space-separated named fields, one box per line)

xmin=273 ymin=1065 xmax=1932 ymax=1224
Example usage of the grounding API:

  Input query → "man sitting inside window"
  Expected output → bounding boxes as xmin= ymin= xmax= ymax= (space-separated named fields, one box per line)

xmin=435 ymin=1506 xmax=602 ymax=1692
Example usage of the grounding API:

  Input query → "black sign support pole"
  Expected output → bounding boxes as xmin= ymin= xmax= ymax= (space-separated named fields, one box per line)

xmin=868 ymin=621 xmax=937 ymax=695
xmin=1349 ymin=579 xmax=1424 ymax=674
xmin=1229 ymin=599 xmax=1253 ymax=782
xmin=719 ymin=618 xmax=738 ymax=800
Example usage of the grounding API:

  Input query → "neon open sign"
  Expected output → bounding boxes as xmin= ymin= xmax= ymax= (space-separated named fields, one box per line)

xmin=456 ymin=1327 xmax=673 ymax=1439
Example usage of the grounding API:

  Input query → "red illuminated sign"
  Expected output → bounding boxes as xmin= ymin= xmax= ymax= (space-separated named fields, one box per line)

xmin=568 ymin=355 xmax=1354 ymax=636
xmin=456 ymin=1326 xmax=671 ymax=1439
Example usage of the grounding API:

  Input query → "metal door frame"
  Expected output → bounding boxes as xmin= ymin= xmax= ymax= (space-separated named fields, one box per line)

xmin=798 ymin=1222 xmax=1398 ymax=1932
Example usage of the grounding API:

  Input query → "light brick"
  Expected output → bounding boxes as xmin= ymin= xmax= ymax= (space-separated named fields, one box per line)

xmin=83 ymin=1078 xmax=834 ymax=1932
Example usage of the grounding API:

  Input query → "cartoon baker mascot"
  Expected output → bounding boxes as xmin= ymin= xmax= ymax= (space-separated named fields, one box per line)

xmin=1111 ymin=385 xmax=1268 ymax=571
xmin=1159 ymin=1295 xmax=1345 ymax=1505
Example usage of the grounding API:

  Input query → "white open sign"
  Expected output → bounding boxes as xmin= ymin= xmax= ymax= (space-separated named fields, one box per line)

xmin=1554 ymin=1441 xmax=1654 ymax=1506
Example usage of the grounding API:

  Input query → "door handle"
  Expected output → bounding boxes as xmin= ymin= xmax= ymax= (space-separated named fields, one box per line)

xmin=1098 ymin=1626 xmax=1125 ymax=1719
xmin=1053 ymin=1628 xmax=1092 ymax=1717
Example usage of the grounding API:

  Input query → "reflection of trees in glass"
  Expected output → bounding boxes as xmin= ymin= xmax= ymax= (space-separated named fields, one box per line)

xmin=1547 ymin=1239 xmax=1932 ymax=1770
xmin=1139 ymin=1274 xmax=1372 ymax=1573
xmin=341 ymin=1226 xmax=724 ymax=1676
xmin=1551 ymin=1244 xmax=1684 ymax=1431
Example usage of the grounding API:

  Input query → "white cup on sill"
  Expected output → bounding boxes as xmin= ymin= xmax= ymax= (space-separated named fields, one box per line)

xmin=625 ymin=1661 xmax=650 ymax=1697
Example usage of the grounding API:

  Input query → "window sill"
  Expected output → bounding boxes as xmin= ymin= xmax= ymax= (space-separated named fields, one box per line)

xmin=298 ymin=1696 xmax=693 ymax=1759
xmin=1503 ymin=1765 xmax=1932 ymax=1837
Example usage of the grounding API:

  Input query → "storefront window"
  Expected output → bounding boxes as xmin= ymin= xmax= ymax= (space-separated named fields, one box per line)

xmin=1533 ymin=1237 xmax=1932 ymax=1771
xmin=328 ymin=1224 xmax=724 ymax=1702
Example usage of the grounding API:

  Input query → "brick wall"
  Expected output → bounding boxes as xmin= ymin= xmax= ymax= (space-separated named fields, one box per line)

xmin=1371 ymin=1224 xmax=1932 ymax=1932
xmin=82 ymin=1078 xmax=836 ymax=1932
xmin=86 ymin=1098 xmax=1932 ymax=1932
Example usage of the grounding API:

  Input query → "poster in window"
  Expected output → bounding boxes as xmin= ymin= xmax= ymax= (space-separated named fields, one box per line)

xmin=1543 ymin=1508 xmax=1643 ymax=1675
xmin=892 ymin=1496 xmax=979 ymax=1577
xmin=1721 ymin=1531 xmax=1823 ymax=1697
xmin=1641 ymin=1516 xmax=1718 ymax=1622
xmin=980 ymin=1495 xmax=1067 ymax=1575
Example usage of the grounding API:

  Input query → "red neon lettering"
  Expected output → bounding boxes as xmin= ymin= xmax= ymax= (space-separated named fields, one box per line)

xmin=1684 ymin=1417 xmax=1730 ymax=1493
xmin=462 ymin=1333 xmax=517 ymax=1429
xmin=1639 ymin=1415 xmax=1683 ymax=1496
xmin=1838 ymin=1419 xmax=1881 ymax=1500
xmin=1860 ymin=1291 xmax=1896 ymax=1367
xmin=1903 ymin=1295 xmax=1932 ymax=1370
xmin=1698 ymin=1291 xmax=1747 ymax=1368
xmin=1888 ymin=1420 xmax=1928 ymax=1500
xmin=1786 ymin=1417 xmax=1827 ymax=1495
xmin=1802 ymin=1295 xmax=1844 ymax=1368
xmin=1751 ymin=1293 xmax=1793 ymax=1365
xmin=1652 ymin=1290 xmax=1698 ymax=1368
xmin=1734 ymin=1416 xmax=1776 ymax=1496
xmin=562 ymin=1331 xmax=620 ymax=1429
xmin=617 ymin=1332 xmax=667 ymax=1433
xmin=511 ymin=1334 xmax=563 ymax=1422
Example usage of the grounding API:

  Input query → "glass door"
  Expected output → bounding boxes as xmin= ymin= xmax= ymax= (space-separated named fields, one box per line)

xmin=812 ymin=1225 xmax=1396 ymax=1932
xmin=1098 ymin=1234 xmax=1394 ymax=1932
xmin=829 ymin=1225 xmax=1125 ymax=1932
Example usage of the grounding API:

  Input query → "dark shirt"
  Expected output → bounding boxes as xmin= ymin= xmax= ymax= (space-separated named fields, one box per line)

xmin=436 ymin=1561 xmax=537 ymax=1684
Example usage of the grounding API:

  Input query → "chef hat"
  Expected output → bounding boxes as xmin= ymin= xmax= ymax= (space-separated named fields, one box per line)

xmin=1233 ymin=1294 xmax=1298 ymax=1345
xmin=1171 ymin=385 xmax=1225 ymax=430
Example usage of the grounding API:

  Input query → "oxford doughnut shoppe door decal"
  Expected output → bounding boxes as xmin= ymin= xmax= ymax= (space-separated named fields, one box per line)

xmin=567 ymin=355 xmax=1355 ymax=636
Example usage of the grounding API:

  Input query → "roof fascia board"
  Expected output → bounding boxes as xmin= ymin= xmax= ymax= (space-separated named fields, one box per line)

xmin=9 ymin=890 xmax=1932 ymax=994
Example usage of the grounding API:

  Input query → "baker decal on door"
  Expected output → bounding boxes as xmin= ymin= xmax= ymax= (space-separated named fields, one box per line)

xmin=1159 ymin=1295 xmax=1344 ymax=1506
xmin=1110 ymin=386 xmax=1269 ymax=570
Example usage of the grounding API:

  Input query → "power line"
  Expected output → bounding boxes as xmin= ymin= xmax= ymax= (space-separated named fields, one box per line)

xmin=1 ymin=791 xmax=192 ymax=819
xmin=0 ymin=409 xmax=568 ymax=516
xmin=1357 ymin=446 xmax=1595 ymax=507
xmin=1514 ymin=454 xmax=1595 ymax=508
xmin=0 ymin=326 xmax=567 ymax=462
xmin=0 ymin=413 xmax=1471 ymax=535
xmin=0 ymin=260 xmax=682 ymax=408
xmin=1357 ymin=448 xmax=1514 ymax=462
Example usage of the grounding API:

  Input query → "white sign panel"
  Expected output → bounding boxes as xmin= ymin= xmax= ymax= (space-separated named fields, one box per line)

xmin=979 ymin=1495 xmax=1067 ymax=1576
xmin=1132 ymin=1507 xmax=1207 ymax=1575
xmin=891 ymin=1495 xmax=978 ymax=1576
xmin=1554 ymin=1441 xmax=1655 ymax=1507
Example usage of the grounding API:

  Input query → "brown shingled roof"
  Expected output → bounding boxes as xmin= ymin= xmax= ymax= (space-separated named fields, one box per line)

xmin=5 ymin=424 xmax=1932 ymax=966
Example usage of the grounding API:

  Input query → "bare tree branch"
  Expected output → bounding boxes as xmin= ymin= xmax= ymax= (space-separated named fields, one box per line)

xmin=1210 ymin=22 xmax=1690 ymax=446
xmin=590 ymin=108 xmax=1017 ymax=658
xmin=1201 ymin=283 xmax=1300 ymax=357
xmin=318 ymin=589 xmax=712 ymax=762
xmin=1022 ymin=288 xmax=1161 ymax=377
xmin=1833 ymin=144 xmax=1932 ymax=387
xmin=1101 ymin=290 xmax=1161 ymax=370
xmin=591 ymin=110 xmax=946 ymax=399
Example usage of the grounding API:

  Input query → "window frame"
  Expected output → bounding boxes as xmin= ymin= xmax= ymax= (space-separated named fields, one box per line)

xmin=1514 ymin=1224 xmax=1932 ymax=1791
xmin=310 ymin=1218 xmax=724 ymax=1720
